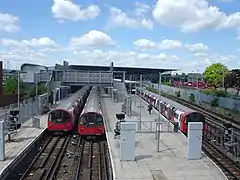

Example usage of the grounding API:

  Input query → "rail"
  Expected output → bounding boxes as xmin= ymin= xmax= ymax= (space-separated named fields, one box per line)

xmin=163 ymin=93 xmax=240 ymax=128
xmin=202 ymin=140 xmax=240 ymax=180
xmin=74 ymin=139 xmax=110 ymax=180
xmin=20 ymin=135 xmax=70 ymax=180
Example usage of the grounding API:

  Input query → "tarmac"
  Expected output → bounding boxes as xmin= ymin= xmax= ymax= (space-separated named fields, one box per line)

xmin=102 ymin=93 xmax=227 ymax=180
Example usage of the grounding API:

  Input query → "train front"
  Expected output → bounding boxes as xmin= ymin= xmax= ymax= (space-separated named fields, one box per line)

xmin=48 ymin=109 xmax=73 ymax=132
xmin=78 ymin=111 xmax=104 ymax=136
xmin=78 ymin=86 xmax=105 ymax=136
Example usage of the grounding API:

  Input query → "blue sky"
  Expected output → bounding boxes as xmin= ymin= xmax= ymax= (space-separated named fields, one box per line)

xmin=0 ymin=0 xmax=240 ymax=73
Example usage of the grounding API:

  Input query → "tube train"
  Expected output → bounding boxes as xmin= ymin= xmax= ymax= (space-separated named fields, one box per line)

xmin=47 ymin=86 xmax=91 ymax=132
xmin=136 ymin=88 xmax=206 ymax=134
xmin=78 ymin=86 xmax=105 ymax=136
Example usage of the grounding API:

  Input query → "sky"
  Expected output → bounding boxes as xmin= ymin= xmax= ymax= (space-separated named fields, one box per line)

xmin=0 ymin=0 xmax=240 ymax=73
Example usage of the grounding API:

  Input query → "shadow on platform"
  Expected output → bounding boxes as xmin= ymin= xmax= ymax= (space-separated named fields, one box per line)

xmin=135 ymin=154 xmax=153 ymax=161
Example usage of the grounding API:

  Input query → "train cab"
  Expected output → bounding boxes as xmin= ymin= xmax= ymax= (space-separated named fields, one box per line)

xmin=47 ymin=108 xmax=73 ymax=131
xmin=180 ymin=112 xmax=206 ymax=134
xmin=78 ymin=112 xmax=104 ymax=135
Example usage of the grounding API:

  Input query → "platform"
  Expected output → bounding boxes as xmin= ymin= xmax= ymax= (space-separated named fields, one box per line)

xmin=0 ymin=97 xmax=74 ymax=179
xmin=102 ymin=94 xmax=227 ymax=180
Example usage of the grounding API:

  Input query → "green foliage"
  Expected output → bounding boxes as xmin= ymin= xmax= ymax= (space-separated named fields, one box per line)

xmin=146 ymin=86 xmax=158 ymax=94
xmin=203 ymin=63 xmax=230 ymax=89
xmin=224 ymin=69 xmax=240 ymax=94
xmin=201 ymin=89 xmax=228 ymax=97
xmin=3 ymin=76 xmax=25 ymax=94
xmin=211 ymin=97 xmax=219 ymax=107
xmin=162 ymin=82 xmax=172 ymax=86
xmin=27 ymin=83 xmax=48 ymax=99
xmin=175 ymin=91 xmax=180 ymax=97
xmin=189 ymin=93 xmax=195 ymax=103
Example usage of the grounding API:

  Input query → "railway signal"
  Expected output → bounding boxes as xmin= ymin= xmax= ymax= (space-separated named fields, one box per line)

xmin=8 ymin=110 xmax=21 ymax=131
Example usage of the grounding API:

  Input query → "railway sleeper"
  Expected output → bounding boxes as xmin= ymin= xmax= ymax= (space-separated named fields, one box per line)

xmin=29 ymin=169 xmax=46 ymax=180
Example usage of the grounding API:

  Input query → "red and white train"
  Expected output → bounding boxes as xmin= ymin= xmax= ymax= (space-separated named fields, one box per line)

xmin=136 ymin=88 xmax=206 ymax=134
xmin=78 ymin=86 xmax=105 ymax=136
xmin=47 ymin=86 xmax=91 ymax=132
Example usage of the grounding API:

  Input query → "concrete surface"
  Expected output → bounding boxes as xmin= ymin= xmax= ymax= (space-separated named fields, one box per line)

xmin=102 ymin=94 xmax=227 ymax=180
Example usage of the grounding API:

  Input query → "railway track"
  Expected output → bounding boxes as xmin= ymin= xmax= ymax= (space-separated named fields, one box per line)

xmin=75 ymin=138 xmax=110 ymax=180
xmin=202 ymin=140 xmax=240 ymax=180
xmin=20 ymin=135 xmax=70 ymax=180
xmin=163 ymin=93 xmax=240 ymax=128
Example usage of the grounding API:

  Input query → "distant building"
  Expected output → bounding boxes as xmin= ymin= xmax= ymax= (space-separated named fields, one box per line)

xmin=2 ymin=69 xmax=19 ymax=85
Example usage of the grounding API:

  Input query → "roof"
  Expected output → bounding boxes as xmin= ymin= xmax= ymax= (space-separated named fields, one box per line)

xmin=20 ymin=63 xmax=47 ymax=71
xmin=69 ymin=64 xmax=177 ymax=74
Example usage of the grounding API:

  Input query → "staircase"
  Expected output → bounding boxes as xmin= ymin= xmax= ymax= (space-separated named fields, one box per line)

xmin=114 ymin=82 xmax=127 ymax=102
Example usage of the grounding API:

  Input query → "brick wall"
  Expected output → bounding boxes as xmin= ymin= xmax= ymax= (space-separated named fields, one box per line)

xmin=0 ymin=94 xmax=18 ymax=107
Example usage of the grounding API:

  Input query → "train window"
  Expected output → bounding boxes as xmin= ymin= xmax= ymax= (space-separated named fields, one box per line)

xmin=80 ymin=116 xmax=87 ymax=125
xmin=95 ymin=115 xmax=103 ymax=125
xmin=79 ymin=113 xmax=103 ymax=126
xmin=49 ymin=110 xmax=71 ymax=123
xmin=174 ymin=113 xmax=178 ymax=119
xmin=185 ymin=113 xmax=205 ymax=123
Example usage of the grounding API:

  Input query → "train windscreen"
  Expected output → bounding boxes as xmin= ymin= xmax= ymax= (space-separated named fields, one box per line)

xmin=48 ymin=109 xmax=71 ymax=123
xmin=79 ymin=112 xmax=103 ymax=126
xmin=185 ymin=112 xmax=205 ymax=124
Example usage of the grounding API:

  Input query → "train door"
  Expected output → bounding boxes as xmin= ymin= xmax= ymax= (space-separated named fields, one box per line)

xmin=155 ymin=98 xmax=159 ymax=110
xmin=165 ymin=104 xmax=170 ymax=118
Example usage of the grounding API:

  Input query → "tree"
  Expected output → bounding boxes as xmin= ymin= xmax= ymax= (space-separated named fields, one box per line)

xmin=27 ymin=83 xmax=48 ymax=99
xmin=225 ymin=69 xmax=240 ymax=95
xmin=3 ymin=76 xmax=25 ymax=94
xmin=203 ymin=63 xmax=230 ymax=89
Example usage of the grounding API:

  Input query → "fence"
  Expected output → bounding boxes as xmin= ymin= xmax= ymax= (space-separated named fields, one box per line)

xmin=151 ymin=83 xmax=240 ymax=110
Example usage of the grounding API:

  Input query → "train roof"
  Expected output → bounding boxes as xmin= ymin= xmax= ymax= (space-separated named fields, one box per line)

xmin=53 ymin=86 xmax=88 ymax=111
xmin=143 ymin=89 xmax=195 ymax=113
xmin=82 ymin=86 xmax=101 ymax=114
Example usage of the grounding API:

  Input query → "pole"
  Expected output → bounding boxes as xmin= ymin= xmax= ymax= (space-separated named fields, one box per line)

xmin=111 ymin=71 xmax=114 ymax=103
xmin=156 ymin=72 xmax=161 ymax=152
xmin=17 ymin=70 xmax=20 ymax=108
xmin=222 ymin=69 xmax=225 ymax=89
xmin=134 ymin=80 xmax=137 ymax=106
xmin=35 ymin=73 xmax=38 ymax=116
xmin=139 ymin=75 xmax=142 ymax=131
xmin=0 ymin=121 xmax=5 ymax=161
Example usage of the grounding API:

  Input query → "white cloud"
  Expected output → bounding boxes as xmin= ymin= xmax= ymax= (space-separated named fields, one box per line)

xmin=134 ymin=2 xmax=151 ymax=17
xmin=0 ymin=50 xmax=51 ymax=68
xmin=69 ymin=30 xmax=115 ymax=49
xmin=185 ymin=43 xmax=209 ymax=53
xmin=134 ymin=39 xmax=182 ymax=50
xmin=108 ymin=7 xmax=153 ymax=30
xmin=152 ymin=0 xmax=240 ymax=32
xmin=52 ymin=0 xmax=100 ymax=22
xmin=72 ymin=49 xmax=180 ymax=68
xmin=0 ymin=13 xmax=19 ymax=32
xmin=0 ymin=37 xmax=59 ymax=50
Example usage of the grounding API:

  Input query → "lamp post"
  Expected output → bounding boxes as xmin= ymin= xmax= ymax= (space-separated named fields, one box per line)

xmin=139 ymin=74 xmax=143 ymax=131
xmin=35 ymin=72 xmax=43 ymax=116
xmin=156 ymin=71 xmax=171 ymax=152
xmin=17 ymin=68 xmax=26 ymax=108
xmin=156 ymin=72 xmax=162 ymax=152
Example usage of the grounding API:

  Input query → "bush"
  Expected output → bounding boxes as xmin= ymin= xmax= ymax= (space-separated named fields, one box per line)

xmin=175 ymin=91 xmax=180 ymax=97
xmin=201 ymin=89 xmax=228 ymax=97
xmin=211 ymin=98 xmax=219 ymax=107
xmin=162 ymin=82 xmax=172 ymax=86
xmin=189 ymin=93 xmax=195 ymax=103
xmin=27 ymin=83 xmax=48 ymax=99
